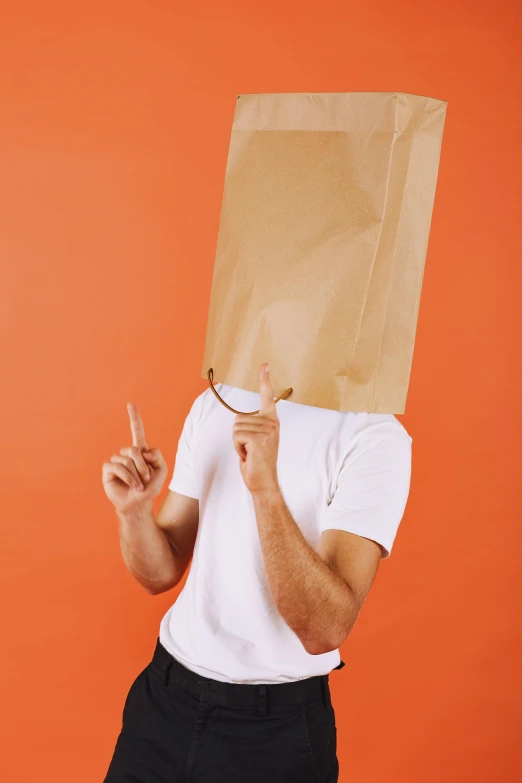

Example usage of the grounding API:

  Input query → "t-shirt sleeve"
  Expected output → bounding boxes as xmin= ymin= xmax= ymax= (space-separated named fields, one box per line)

xmin=167 ymin=393 xmax=204 ymax=500
xmin=320 ymin=424 xmax=412 ymax=558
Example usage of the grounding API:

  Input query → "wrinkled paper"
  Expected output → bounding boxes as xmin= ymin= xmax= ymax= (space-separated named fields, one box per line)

xmin=202 ymin=92 xmax=447 ymax=412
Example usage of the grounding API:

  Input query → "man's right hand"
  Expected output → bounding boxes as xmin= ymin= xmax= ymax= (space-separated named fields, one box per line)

xmin=102 ymin=402 xmax=168 ymax=513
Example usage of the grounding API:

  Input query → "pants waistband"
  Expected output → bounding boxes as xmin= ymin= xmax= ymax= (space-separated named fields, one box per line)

xmin=150 ymin=639 xmax=337 ymax=708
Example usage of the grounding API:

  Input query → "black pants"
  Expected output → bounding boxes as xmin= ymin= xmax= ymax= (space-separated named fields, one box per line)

xmin=103 ymin=638 xmax=342 ymax=782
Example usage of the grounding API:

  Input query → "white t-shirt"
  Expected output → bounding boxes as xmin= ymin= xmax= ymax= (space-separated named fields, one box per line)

xmin=159 ymin=384 xmax=412 ymax=684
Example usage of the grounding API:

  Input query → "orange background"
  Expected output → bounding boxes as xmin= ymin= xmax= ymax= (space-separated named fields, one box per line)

xmin=1 ymin=2 xmax=521 ymax=781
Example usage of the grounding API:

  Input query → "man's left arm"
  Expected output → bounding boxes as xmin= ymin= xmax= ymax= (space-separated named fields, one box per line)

xmin=252 ymin=489 xmax=382 ymax=655
xmin=232 ymin=363 xmax=411 ymax=656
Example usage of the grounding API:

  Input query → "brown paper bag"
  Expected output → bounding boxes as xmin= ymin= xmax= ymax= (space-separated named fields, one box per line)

xmin=201 ymin=92 xmax=447 ymax=413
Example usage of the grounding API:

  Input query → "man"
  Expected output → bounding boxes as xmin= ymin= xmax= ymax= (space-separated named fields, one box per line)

xmin=101 ymin=362 xmax=412 ymax=782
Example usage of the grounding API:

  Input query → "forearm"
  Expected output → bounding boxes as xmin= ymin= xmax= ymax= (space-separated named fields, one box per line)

xmin=252 ymin=489 xmax=359 ymax=654
xmin=116 ymin=501 xmax=182 ymax=594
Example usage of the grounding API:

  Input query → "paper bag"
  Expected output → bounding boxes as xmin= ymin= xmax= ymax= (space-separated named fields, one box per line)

xmin=201 ymin=92 xmax=447 ymax=413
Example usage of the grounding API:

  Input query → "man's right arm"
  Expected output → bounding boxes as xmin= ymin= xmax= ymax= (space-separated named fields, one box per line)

xmin=116 ymin=490 xmax=199 ymax=595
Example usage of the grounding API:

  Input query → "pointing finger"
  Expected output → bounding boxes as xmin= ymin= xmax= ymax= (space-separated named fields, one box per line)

xmin=258 ymin=363 xmax=276 ymax=418
xmin=127 ymin=402 xmax=148 ymax=451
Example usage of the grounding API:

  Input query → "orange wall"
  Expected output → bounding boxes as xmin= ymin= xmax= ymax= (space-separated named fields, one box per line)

xmin=1 ymin=2 xmax=521 ymax=781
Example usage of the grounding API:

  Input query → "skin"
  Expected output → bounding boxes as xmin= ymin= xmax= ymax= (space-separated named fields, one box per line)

xmin=102 ymin=363 xmax=382 ymax=654
xmin=232 ymin=363 xmax=382 ymax=654
xmin=102 ymin=404 xmax=198 ymax=595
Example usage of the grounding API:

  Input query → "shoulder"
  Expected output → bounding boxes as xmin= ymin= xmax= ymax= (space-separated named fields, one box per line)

xmin=350 ymin=412 xmax=412 ymax=447
xmin=352 ymin=417 xmax=412 ymax=495
xmin=335 ymin=412 xmax=412 ymax=476
xmin=291 ymin=403 xmax=412 ymax=451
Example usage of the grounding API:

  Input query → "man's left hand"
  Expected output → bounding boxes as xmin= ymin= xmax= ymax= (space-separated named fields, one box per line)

xmin=233 ymin=363 xmax=280 ymax=495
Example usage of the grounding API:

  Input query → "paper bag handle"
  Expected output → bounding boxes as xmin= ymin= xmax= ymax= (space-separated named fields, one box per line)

xmin=206 ymin=368 xmax=293 ymax=415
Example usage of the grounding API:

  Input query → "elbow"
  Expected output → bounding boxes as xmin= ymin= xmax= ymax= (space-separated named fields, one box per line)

xmin=302 ymin=596 xmax=361 ymax=655
xmin=303 ymin=640 xmax=341 ymax=656
xmin=144 ymin=586 xmax=162 ymax=595
xmin=303 ymin=626 xmax=354 ymax=656
xmin=140 ymin=568 xmax=182 ymax=595
xmin=143 ymin=580 xmax=175 ymax=595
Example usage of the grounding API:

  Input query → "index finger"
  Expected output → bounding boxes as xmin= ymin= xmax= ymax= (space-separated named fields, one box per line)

xmin=258 ymin=363 xmax=277 ymax=418
xmin=127 ymin=402 xmax=148 ymax=450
